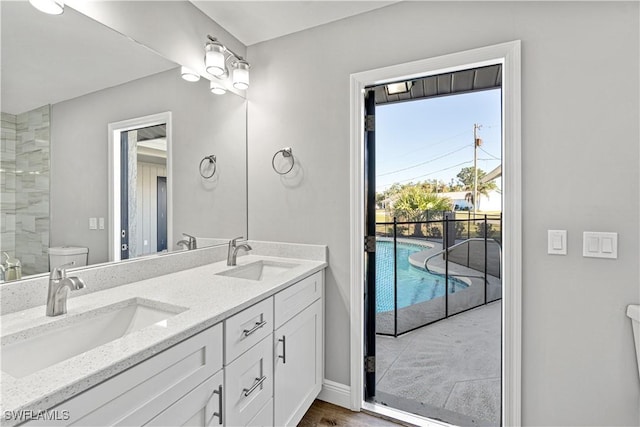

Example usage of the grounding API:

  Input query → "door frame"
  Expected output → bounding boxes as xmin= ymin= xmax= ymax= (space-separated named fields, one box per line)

xmin=349 ymin=41 xmax=522 ymax=424
xmin=108 ymin=111 xmax=172 ymax=262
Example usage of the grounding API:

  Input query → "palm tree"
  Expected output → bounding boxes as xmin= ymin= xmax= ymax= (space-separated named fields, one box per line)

xmin=392 ymin=186 xmax=452 ymax=237
xmin=457 ymin=166 xmax=497 ymax=209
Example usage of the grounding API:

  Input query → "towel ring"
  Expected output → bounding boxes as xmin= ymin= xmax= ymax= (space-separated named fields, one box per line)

xmin=199 ymin=155 xmax=217 ymax=179
xmin=272 ymin=147 xmax=294 ymax=175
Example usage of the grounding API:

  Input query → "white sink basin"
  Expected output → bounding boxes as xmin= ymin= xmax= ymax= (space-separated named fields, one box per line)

xmin=216 ymin=260 xmax=299 ymax=281
xmin=1 ymin=298 xmax=187 ymax=378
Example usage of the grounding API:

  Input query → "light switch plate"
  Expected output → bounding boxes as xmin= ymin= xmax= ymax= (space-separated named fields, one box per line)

xmin=89 ymin=217 xmax=97 ymax=230
xmin=548 ymin=230 xmax=567 ymax=255
xmin=98 ymin=217 xmax=105 ymax=230
xmin=583 ymin=232 xmax=618 ymax=259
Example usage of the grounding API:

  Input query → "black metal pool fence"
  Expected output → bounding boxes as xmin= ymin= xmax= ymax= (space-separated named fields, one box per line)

xmin=375 ymin=212 xmax=502 ymax=337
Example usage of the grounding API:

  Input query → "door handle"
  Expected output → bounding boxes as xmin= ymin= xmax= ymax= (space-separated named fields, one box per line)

xmin=243 ymin=376 xmax=266 ymax=397
xmin=278 ymin=335 xmax=286 ymax=364
xmin=211 ymin=384 xmax=223 ymax=425
xmin=243 ymin=320 xmax=267 ymax=337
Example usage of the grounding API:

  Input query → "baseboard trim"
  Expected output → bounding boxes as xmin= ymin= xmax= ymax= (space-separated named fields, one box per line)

xmin=318 ymin=379 xmax=352 ymax=409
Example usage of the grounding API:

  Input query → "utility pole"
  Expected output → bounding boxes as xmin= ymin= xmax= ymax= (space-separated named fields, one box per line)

xmin=473 ymin=123 xmax=482 ymax=213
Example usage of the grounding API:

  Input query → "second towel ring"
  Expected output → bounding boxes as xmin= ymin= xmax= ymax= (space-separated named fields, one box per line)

xmin=272 ymin=147 xmax=294 ymax=175
xmin=199 ymin=155 xmax=217 ymax=179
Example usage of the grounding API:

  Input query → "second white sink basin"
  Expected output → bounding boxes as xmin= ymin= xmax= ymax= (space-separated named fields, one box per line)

xmin=216 ymin=260 xmax=299 ymax=281
xmin=1 ymin=298 xmax=187 ymax=378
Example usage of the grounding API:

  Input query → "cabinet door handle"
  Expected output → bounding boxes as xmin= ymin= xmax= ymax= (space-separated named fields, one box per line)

xmin=243 ymin=376 xmax=267 ymax=397
xmin=278 ymin=335 xmax=286 ymax=364
xmin=243 ymin=320 xmax=267 ymax=337
xmin=212 ymin=384 xmax=223 ymax=425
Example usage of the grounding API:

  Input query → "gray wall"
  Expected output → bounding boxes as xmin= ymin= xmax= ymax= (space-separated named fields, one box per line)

xmin=51 ymin=68 xmax=247 ymax=265
xmin=246 ymin=2 xmax=640 ymax=425
xmin=67 ymin=0 xmax=246 ymax=96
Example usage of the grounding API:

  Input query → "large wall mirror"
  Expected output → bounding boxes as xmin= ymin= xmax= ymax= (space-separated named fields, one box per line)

xmin=0 ymin=2 xmax=248 ymax=281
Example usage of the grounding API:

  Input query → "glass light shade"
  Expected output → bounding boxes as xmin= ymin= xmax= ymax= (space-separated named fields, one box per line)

xmin=205 ymin=43 xmax=226 ymax=77
xmin=29 ymin=0 xmax=64 ymax=15
xmin=232 ymin=61 xmax=250 ymax=90
xmin=180 ymin=66 xmax=200 ymax=82
xmin=210 ymin=81 xmax=227 ymax=95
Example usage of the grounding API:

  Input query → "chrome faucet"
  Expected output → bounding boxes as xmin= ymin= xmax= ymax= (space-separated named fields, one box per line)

xmin=46 ymin=262 xmax=86 ymax=317
xmin=227 ymin=236 xmax=252 ymax=266
xmin=176 ymin=233 xmax=197 ymax=250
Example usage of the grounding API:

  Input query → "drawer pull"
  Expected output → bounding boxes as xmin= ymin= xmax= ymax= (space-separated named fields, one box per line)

xmin=278 ymin=335 xmax=287 ymax=364
xmin=243 ymin=320 xmax=267 ymax=337
xmin=243 ymin=375 xmax=267 ymax=397
xmin=212 ymin=384 xmax=223 ymax=425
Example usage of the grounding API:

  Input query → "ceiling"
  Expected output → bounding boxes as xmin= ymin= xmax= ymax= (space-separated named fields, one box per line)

xmin=373 ymin=65 xmax=503 ymax=105
xmin=190 ymin=1 xmax=398 ymax=46
xmin=1 ymin=2 xmax=176 ymax=115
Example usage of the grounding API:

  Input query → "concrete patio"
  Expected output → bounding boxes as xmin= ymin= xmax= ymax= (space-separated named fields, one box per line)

xmin=373 ymin=301 xmax=501 ymax=426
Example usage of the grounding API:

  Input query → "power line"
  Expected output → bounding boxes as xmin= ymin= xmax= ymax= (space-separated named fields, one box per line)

xmin=377 ymin=144 xmax=470 ymax=177
xmin=381 ymin=130 xmax=469 ymax=161
xmin=479 ymin=147 xmax=501 ymax=160
xmin=377 ymin=160 xmax=473 ymax=190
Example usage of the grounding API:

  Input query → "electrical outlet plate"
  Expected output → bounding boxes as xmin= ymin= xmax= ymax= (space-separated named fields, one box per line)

xmin=547 ymin=230 xmax=567 ymax=255
xmin=583 ymin=232 xmax=618 ymax=259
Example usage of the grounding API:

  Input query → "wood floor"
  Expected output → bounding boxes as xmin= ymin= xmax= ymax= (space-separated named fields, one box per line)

xmin=298 ymin=400 xmax=404 ymax=427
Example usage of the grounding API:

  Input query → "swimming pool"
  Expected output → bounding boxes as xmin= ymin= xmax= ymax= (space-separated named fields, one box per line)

xmin=375 ymin=240 xmax=468 ymax=313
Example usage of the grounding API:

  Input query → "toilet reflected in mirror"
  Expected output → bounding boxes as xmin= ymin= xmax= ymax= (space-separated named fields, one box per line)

xmin=49 ymin=246 xmax=88 ymax=271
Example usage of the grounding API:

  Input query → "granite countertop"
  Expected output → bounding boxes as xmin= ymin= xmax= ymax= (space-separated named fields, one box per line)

xmin=0 ymin=254 xmax=327 ymax=420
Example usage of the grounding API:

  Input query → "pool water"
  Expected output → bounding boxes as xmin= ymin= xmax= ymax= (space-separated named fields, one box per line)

xmin=375 ymin=240 xmax=468 ymax=313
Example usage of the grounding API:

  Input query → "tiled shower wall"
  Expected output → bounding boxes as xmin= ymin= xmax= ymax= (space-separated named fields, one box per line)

xmin=1 ymin=113 xmax=17 ymax=260
xmin=0 ymin=105 xmax=51 ymax=276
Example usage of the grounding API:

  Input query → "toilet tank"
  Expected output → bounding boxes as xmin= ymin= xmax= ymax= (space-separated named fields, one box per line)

xmin=49 ymin=246 xmax=88 ymax=271
xmin=627 ymin=304 xmax=640 ymax=380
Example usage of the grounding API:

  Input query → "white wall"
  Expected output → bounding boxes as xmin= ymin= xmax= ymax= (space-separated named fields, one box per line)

xmin=51 ymin=69 xmax=247 ymax=265
xmin=246 ymin=2 xmax=639 ymax=425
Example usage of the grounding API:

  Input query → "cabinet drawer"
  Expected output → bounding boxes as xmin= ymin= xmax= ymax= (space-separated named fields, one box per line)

xmin=225 ymin=335 xmax=273 ymax=427
xmin=274 ymin=270 xmax=322 ymax=329
xmin=146 ymin=369 xmax=223 ymax=426
xmin=246 ymin=398 xmax=273 ymax=427
xmin=25 ymin=323 xmax=223 ymax=426
xmin=225 ymin=297 xmax=273 ymax=364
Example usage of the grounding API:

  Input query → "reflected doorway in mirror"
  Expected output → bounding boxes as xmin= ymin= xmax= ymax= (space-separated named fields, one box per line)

xmin=108 ymin=112 xmax=173 ymax=263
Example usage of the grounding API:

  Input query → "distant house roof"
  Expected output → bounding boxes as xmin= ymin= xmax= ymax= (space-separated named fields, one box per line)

xmin=436 ymin=191 xmax=469 ymax=200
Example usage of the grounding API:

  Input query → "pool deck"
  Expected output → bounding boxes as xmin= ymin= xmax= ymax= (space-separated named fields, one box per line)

xmin=376 ymin=239 xmax=501 ymax=335
xmin=374 ymin=301 xmax=502 ymax=426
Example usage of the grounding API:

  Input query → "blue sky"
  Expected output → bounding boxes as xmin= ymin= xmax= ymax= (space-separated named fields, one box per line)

xmin=375 ymin=88 xmax=502 ymax=193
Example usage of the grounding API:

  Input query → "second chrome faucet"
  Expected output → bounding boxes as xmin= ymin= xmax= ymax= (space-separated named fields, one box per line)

xmin=227 ymin=237 xmax=252 ymax=266
xmin=46 ymin=262 xmax=86 ymax=317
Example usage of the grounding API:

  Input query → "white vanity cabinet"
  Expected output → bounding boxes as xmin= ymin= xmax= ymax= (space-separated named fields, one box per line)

xmin=146 ymin=369 xmax=223 ymax=426
xmin=23 ymin=323 xmax=224 ymax=426
xmin=273 ymin=271 xmax=324 ymax=427
xmin=223 ymin=298 xmax=274 ymax=427
xmin=222 ymin=271 xmax=324 ymax=427
xmin=19 ymin=268 xmax=324 ymax=427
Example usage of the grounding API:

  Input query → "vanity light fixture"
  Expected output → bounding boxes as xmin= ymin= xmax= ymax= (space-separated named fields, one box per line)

xmin=210 ymin=81 xmax=227 ymax=95
xmin=205 ymin=41 xmax=226 ymax=76
xmin=232 ymin=61 xmax=250 ymax=90
xmin=29 ymin=0 xmax=64 ymax=15
xmin=180 ymin=66 xmax=200 ymax=82
xmin=204 ymin=35 xmax=250 ymax=91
